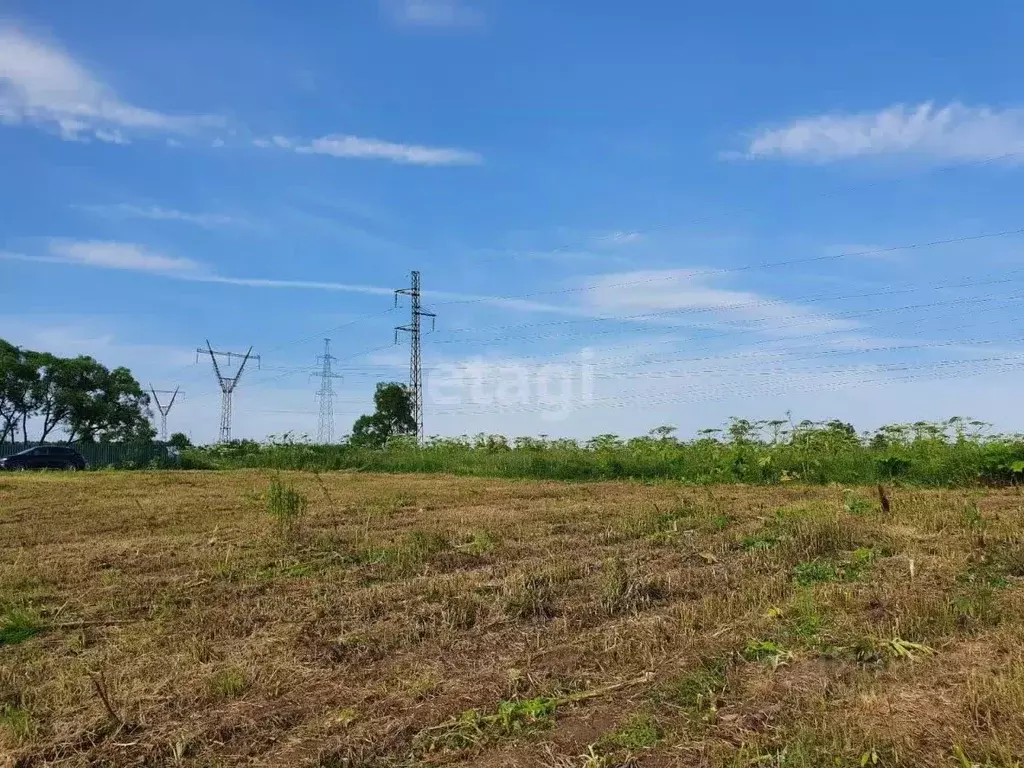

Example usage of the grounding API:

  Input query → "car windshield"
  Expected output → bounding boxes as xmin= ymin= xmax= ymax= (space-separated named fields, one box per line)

xmin=13 ymin=447 xmax=42 ymax=457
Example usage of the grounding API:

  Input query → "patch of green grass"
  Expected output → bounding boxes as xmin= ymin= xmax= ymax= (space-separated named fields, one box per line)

xmin=415 ymin=696 xmax=559 ymax=753
xmin=0 ymin=703 xmax=35 ymax=744
xmin=208 ymin=667 xmax=249 ymax=699
xmin=461 ymin=529 xmax=499 ymax=557
xmin=742 ymin=530 xmax=781 ymax=551
xmin=598 ymin=713 xmax=662 ymax=752
xmin=655 ymin=658 xmax=728 ymax=715
xmin=786 ymin=592 xmax=827 ymax=645
xmin=844 ymin=547 xmax=877 ymax=577
xmin=793 ymin=559 xmax=838 ymax=586
xmin=742 ymin=639 xmax=793 ymax=667
xmin=0 ymin=606 xmax=44 ymax=646
xmin=951 ymin=587 xmax=1004 ymax=629
xmin=959 ymin=544 xmax=1024 ymax=589
xmin=711 ymin=514 xmax=732 ymax=531
xmin=843 ymin=491 xmax=874 ymax=515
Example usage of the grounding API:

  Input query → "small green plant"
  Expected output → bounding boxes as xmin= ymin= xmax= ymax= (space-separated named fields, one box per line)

xmin=415 ymin=696 xmax=559 ymax=752
xmin=208 ymin=667 xmax=249 ymax=699
xmin=787 ymin=592 xmax=826 ymax=645
xmin=265 ymin=477 xmax=308 ymax=538
xmin=742 ymin=639 xmax=793 ymax=668
xmin=657 ymin=658 xmax=728 ymax=715
xmin=844 ymin=547 xmax=877 ymax=579
xmin=742 ymin=531 xmax=781 ymax=551
xmin=843 ymin=490 xmax=874 ymax=515
xmin=793 ymin=559 xmax=838 ymax=586
xmin=0 ymin=607 xmax=44 ymax=646
xmin=598 ymin=713 xmax=662 ymax=752
xmin=461 ymin=529 xmax=498 ymax=556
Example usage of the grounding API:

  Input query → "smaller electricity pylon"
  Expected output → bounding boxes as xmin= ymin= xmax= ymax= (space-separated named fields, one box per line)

xmin=149 ymin=386 xmax=181 ymax=441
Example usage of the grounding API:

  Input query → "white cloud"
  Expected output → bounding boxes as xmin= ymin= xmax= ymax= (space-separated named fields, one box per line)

xmin=48 ymin=240 xmax=204 ymax=275
xmin=581 ymin=269 xmax=857 ymax=337
xmin=79 ymin=203 xmax=240 ymax=228
xmin=0 ymin=25 xmax=222 ymax=143
xmin=94 ymin=128 xmax=128 ymax=145
xmin=283 ymin=133 xmax=482 ymax=165
xmin=381 ymin=0 xmax=484 ymax=28
xmin=739 ymin=102 xmax=1024 ymax=163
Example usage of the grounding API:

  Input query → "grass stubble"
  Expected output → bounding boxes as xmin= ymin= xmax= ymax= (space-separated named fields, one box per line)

xmin=0 ymin=472 xmax=1023 ymax=766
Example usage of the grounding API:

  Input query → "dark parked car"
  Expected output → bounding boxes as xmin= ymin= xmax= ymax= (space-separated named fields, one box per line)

xmin=0 ymin=446 xmax=87 ymax=471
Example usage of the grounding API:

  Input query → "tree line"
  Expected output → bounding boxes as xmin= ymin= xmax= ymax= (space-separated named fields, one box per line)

xmin=0 ymin=339 xmax=155 ymax=444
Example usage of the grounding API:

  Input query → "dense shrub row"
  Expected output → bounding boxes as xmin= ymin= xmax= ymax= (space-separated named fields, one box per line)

xmin=180 ymin=417 xmax=1024 ymax=487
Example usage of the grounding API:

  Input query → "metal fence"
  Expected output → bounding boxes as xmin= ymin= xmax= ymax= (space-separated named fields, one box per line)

xmin=0 ymin=442 xmax=178 ymax=468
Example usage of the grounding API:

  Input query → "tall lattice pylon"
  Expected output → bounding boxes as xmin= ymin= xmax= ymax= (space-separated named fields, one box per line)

xmin=149 ymin=386 xmax=181 ymax=441
xmin=395 ymin=270 xmax=435 ymax=443
xmin=197 ymin=341 xmax=259 ymax=442
xmin=312 ymin=338 xmax=343 ymax=444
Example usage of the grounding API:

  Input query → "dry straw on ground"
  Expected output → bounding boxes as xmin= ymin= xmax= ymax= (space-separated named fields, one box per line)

xmin=1 ymin=471 xmax=1023 ymax=766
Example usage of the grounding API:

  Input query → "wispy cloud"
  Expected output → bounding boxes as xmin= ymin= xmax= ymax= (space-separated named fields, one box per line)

xmin=47 ymin=240 xmax=205 ymax=274
xmin=78 ymin=203 xmax=241 ymax=228
xmin=736 ymin=102 xmax=1024 ymax=163
xmin=0 ymin=25 xmax=222 ymax=143
xmin=380 ymin=0 xmax=484 ymax=28
xmin=4 ymin=240 xmax=576 ymax=312
xmin=582 ymin=269 xmax=858 ymax=337
xmin=255 ymin=133 xmax=482 ymax=166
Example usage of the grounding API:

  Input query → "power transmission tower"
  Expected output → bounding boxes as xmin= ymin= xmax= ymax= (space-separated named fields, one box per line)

xmin=395 ymin=270 xmax=435 ymax=443
xmin=149 ymin=386 xmax=181 ymax=441
xmin=311 ymin=338 xmax=343 ymax=444
xmin=197 ymin=341 xmax=259 ymax=442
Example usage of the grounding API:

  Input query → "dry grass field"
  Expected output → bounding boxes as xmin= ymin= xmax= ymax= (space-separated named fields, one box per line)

xmin=2 ymin=471 xmax=1024 ymax=767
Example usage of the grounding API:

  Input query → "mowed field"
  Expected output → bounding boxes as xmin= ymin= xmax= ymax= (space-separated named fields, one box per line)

xmin=2 ymin=473 xmax=1024 ymax=767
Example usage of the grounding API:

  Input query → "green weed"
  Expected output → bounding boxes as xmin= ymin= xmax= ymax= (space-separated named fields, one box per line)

xmin=742 ymin=639 xmax=793 ymax=668
xmin=0 ymin=703 xmax=35 ymax=744
xmin=208 ymin=667 xmax=249 ymax=699
xmin=793 ymin=559 xmax=838 ymax=586
xmin=0 ymin=607 xmax=44 ymax=646
xmin=415 ymin=696 xmax=559 ymax=753
xmin=655 ymin=659 xmax=728 ymax=715
xmin=598 ymin=713 xmax=662 ymax=752
xmin=265 ymin=477 xmax=308 ymax=538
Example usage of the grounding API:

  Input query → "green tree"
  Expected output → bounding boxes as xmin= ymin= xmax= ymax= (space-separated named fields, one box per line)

xmin=350 ymin=382 xmax=416 ymax=448
xmin=168 ymin=432 xmax=193 ymax=450
xmin=0 ymin=339 xmax=154 ymax=443
xmin=0 ymin=341 xmax=37 ymax=442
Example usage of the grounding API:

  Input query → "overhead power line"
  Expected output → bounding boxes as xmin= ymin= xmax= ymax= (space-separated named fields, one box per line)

xmin=465 ymin=149 xmax=1024 ymax=268
xmin=432 ymin=226 xmax=1024 ymax=307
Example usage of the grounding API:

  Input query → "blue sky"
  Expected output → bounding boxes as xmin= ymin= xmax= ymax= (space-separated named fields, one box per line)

xmin=4 ymin=0 xmax=1024 ymax=442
